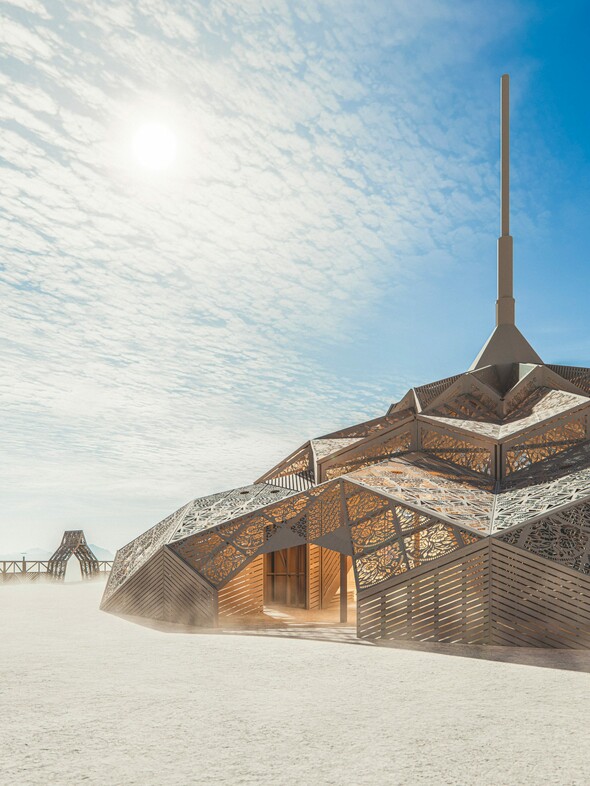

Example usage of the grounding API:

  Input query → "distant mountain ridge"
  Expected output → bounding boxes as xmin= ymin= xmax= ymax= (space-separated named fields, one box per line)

xmin=0 ymin=544 xmax=114 ymax=561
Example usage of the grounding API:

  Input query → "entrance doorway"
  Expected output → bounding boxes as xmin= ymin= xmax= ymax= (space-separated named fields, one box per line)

xmin=264 ymin=545 xmax=306 ymax=608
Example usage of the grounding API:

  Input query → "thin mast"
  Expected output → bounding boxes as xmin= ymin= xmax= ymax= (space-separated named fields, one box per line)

xmin=496 ymin=73 xmax=515 ymax=326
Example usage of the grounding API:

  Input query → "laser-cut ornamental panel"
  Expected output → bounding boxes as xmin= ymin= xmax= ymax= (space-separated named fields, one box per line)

xmin=427 ymin=383 xmax=500 ymax=422
xmin=357 ymin=544 xmax=490 ymax=643
xmin=420 ymin=428 xmax=493 ymax=476
xmin=258 ymin=443 xmax=315 ymax=491
xmin=320 ymin=407 xmax=415 ymax=440
xmin=424 ymin=388 xmax=589 ymax=444
xmin=498 ymin=502 xmax=590 ymax=575
xmin=343 ymin=481 xmax=480 ymax=590
xmin=503 ymin=417 xmax=587 ymax=476
xmin=170 ymin=481 xmax=347 ymax=588
xmin=103 ymin=504 xmax=189 ymax=601
xmin=503 ymin=373 xmax=543 ymax=415
xmin=311 ymin=437 xmax=363 ymax=460
xmin=321 ymin=428 xmax=412 ymax=481
xmin=492 ymin=442 xmax=590 ymax=533
xmin=503 ymin=388 xmax=589 ymax=432
xmin=169 ymin=484 xmax=294 ymax=542
xmin=348 ymin=454 xmax=494 ymax=534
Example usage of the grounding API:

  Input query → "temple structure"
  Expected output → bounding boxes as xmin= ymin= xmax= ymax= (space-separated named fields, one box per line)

xmin=102 ymin=76 xmax=590 ymax=647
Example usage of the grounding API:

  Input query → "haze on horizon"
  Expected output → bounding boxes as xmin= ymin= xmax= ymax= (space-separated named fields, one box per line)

xmin=2 ymin=0 xmax=590 ymax=554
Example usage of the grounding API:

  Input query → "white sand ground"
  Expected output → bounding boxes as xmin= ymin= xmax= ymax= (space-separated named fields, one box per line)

xmin=1 ymin=581 xmax=589 ymax=786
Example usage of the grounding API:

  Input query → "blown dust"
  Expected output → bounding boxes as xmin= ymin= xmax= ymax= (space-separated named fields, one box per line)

xmin=1 ymin=580 xmax=589 ymax=785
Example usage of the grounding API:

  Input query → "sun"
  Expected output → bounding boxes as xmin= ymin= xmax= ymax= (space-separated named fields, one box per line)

xmin=132 ymin=122 xmax=177 ymax=171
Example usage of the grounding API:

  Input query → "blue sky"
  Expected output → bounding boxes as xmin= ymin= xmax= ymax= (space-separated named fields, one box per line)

xmin=1 ymin=0 xmax=589 ymax=553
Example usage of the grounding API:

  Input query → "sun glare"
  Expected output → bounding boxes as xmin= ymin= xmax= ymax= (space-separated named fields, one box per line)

xmin=132 ymin=122 xmax=177 ymax=171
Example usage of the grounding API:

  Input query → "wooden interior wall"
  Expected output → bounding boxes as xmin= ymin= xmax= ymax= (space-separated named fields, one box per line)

xmin=307 ymin=544 xmax=321 ymax=610
xmin=305 ymin=545 xmax=343 ymax=609
xmin=100 ymin=546 xmax=217 ymax=628
xmin=320 ymin=548 xmax=341 ymax=608
xmin=218 ymin=555 xmax=264 ymax=618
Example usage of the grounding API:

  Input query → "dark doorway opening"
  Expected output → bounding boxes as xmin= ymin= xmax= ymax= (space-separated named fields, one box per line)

xmin=264 ymin=545 xmax=306 ymax=608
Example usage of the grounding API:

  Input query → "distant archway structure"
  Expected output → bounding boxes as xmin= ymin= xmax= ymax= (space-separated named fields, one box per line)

xmin=48 ymin=531 xmax=100 ymax=580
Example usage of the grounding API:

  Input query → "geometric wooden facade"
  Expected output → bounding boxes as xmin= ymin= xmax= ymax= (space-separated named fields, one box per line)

xmin=101 ymin=361 xmax=590 ymax=646
xmin=101 ymin=76 xmax=590 ymax=647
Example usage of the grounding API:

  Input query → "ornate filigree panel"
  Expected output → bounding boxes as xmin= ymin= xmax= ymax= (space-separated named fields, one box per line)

xmin=344 ymin=481 xmax=479 ymax=589
xmin=311 ymin=437 xmax=362 ymax=460
xmin=504 ymin=418 xmax=586 ymax=475
xmin=323 ymin=429 xmax=412 ymax=480
xmin=498 ymin=503 xmax=590 ymax=574
xmin=171 ymin=481 xmax=349 ymax=587
xmin=502 ymin=388 xmax=588 ymax=434
xmin=492 ymin=442 xmax=590 ymax=532
xmin=348 ymin=453 xmax=494 ymax=533
xmin=421 ymin=428 xmax=492 ymax=475
xmin=103 ymin=503 xmax=190 ymax=601
xmin=170 ymin=484 xmax=294 ymax=542
xmin=426 ymin=388 xmax=589 ymax=442
xmin=319 ymin=408 xmax=414 ymax=440
xmin=427 ymin=383 xmax=499 ymax=422
xmin=257 ymin=443 xmax=315 ymax=490
xmin=503 ymin=372 xmax=541 ymax=415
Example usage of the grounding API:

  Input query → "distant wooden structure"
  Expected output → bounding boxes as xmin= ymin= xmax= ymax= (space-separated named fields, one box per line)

xmin=1 ymin=530 xmax=113 ymax=583
xmin=47 ymin=530 xmax=100 ymax=579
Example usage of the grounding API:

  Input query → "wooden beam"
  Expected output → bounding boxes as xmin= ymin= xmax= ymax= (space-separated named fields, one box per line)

xmin=339 ymin=553 xmax=347 ymax=623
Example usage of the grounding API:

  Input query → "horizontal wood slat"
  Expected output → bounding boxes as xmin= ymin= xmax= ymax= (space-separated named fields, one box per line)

xmin=307 ymin=544 xmax=321 ymax=610
xmin=218 ymin=555 xmax=264 ymax=617
xmin=321 ymin=548 xmax=341 ymax=608
xmin=358 ymin=544 xmax=489 ymax=644
xmin=101 ymin=547 xmax=217 ymax=627
xmin=358 ymin=540 xmax=590 ymax=647
xmin=489 ymin=541 xmax=590 ymax=648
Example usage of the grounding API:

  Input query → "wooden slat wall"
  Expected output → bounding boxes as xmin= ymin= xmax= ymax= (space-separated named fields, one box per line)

xmin=490 ymin=540 xmax=590 ymax=648
xmin=357 ymin=539 xmax=590 ymax=647
xmin=162 ymin=548 xmax=217 ymax=627
xmin=357 ymin=542 xmax=490 ymax=643
xmin=100 ymin=549 xmax=166 ymax=619
xmin=307 ymin=544 xmax=321 ymax=610
xmin=218 ymin=555 xmax=264 ymax=617
xmin=320 ymin=548 xmax=341 ymax=608
xmin=101 ymin=547 xmax=217 ymax=628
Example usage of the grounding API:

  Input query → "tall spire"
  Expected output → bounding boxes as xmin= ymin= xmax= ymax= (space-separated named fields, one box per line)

xmin=470 ymin=74 xmax=542 ymax=370
xmin=496 ymin=73 xmax=515 ymax=326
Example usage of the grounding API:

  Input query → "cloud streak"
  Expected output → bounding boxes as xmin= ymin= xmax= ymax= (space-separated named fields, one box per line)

xmin=0 ymin=0 xmax=526 ymax=551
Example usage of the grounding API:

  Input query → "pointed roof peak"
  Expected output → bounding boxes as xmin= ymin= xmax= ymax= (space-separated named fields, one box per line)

xmin=470 ymin=324 xmax=542 ymax=370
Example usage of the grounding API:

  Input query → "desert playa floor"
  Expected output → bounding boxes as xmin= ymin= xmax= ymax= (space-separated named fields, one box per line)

xmin=2 ymin=581 xmax=590 ymax=785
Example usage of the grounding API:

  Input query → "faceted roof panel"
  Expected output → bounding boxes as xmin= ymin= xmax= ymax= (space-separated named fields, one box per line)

xmin=423 ymin=387 xmax=588 ymax=442
xmin=346 ymin=452 xmax=495 ymax=534
xmin=547 ymin=365 xmax=590 ymax=396
xmin=169 ymin=483 xmax=295 ymax=542
xmin=493 ymin=442 xmax=590 ymax=533
xmin=414 ymin=374 xmax=462 ymax=409
xmin=319 ymin=407 xmax=414 ymax=440
xmin=311 ymin=437 xmax=363 ymax=460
